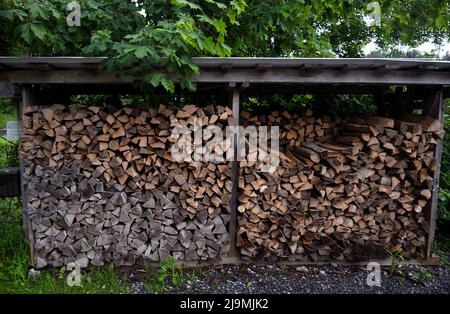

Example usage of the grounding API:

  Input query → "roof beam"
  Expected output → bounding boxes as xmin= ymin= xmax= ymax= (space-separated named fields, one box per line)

xmin=1 ymin=68 xmax=449 ymax=85
xmin=194 ymin=69 xmax=450 ymax=85
xmin=1 ymin=57 xmax=450 ymax=86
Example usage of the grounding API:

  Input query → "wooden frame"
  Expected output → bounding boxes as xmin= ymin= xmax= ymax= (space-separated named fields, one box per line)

xmin=1 ymin=57 xmax=450 ymax=86
xmin=228 ymin=87 xmax=240 ymax=257
xmin=2 ymin=57 xmax=448 ymax=265
xmin=424 ymin=89 xmax=445 ymax=258
xmin=19 ymin=86 xmax=36 ymax=265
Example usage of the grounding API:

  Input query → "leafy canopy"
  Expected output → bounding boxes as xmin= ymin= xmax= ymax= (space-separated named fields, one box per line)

xmin=0 ymin=0 xmax=448 ymax=92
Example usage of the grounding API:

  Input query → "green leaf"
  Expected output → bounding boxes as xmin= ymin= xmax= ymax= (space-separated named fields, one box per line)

xmin=17 ymin=24 xmax=32 ymax=44
xmin=145 ymin=72 xmax=175 ymax=93
xmin=48 ymin=5 xmax=61 ymax=19
xmin=230 ymin=0 xmax=246 ymax=14
xmin=211 ymin=18 xmax=226 ymax=36
xmin=228 ymin=11 xmax=236 ymax=24
xmin=215 ymin=2 xmax=227 ymax=10
xmin=134 ymin=46 xmax=151 ymax=59
xmin=180 ymin=79 xmax=196 ymax=91
xmin=145 ymin=73 xmax=165 ymax=87
xmin=160 ymin=77 xmax=175 ymax=93
xmin=171 ymin=0 xmax=201 ymax=10
xmin=205 ymin=0 xmax=227 ymax=10
xmin=30 ymin=24 xmax=47 ymax=41
xmin=161 ymin=47 xmax=175 ymax=57
xmin=26 ymin=2 xmax=49 ymax=20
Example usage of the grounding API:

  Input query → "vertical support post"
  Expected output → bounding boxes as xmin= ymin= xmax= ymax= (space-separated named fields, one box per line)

xmin=425 ymin=89 xmax=444 ymax=258
xmin=228 ymin=87 xmax=240 ymax=258
xmin=20 ymin=85 xmax=36 ymax=265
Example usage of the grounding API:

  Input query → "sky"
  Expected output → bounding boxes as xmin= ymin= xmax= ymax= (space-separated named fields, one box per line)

xmin=363 ymin=40 xmax=450 ymax=58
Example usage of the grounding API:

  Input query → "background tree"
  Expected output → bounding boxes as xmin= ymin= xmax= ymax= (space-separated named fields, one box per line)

xmin=0 ymin=0 xmax=448 ymax=90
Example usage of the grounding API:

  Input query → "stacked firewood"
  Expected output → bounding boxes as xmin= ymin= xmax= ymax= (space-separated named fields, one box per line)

xmin=240 ymin=109 xmax=337 ymax=147
xmin=21 ymin=104 xmax=233 ymax=268
xmin=238 ymin=110 xmax=443 ymax=261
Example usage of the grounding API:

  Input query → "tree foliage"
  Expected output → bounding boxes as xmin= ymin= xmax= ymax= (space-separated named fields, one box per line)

xmin=0 ymin=0 xmax=448 ymax=91
xmin=437 ymin=99 xmax=450 ymax=241
xmin=0 ymin=0 xmax=144 ymax=56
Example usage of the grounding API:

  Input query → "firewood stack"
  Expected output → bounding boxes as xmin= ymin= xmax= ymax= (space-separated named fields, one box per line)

xmin=21 ymin=104 xmax=233 ymax=268
xmin=240 ymin=109 xmax=337 ymax=147
xmin=238 ymin=110 xmax=443 ymax=261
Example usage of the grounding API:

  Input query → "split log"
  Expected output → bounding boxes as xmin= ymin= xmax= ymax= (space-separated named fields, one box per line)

xmin=237 ymin=109 xmax=442 ymax=261
xmin=21 ymin=104 xmax=233 ymax=267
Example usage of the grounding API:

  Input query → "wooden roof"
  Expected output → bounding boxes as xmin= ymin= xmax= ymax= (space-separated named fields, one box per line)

xmin=0 ymin=57 xmax=449 ymax=97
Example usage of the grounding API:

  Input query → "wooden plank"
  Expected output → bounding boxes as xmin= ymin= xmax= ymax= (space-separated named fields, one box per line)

xmin=0 ymin=70 xmax=133 ymax=84
xmin=0 ymin=69 xmax=449 ymax=85
xmin=228 ymin=88 xmax=240 ymax=258
xmin=20 ymin=86 xmax=36 ymax=265
xmin=425 ymin=89 xmax=444 ymax=258
xmin=1 ymin=56 xmax=449 ymax=70
xmin=130 ymin=255 xmax=441 ymax=268
xmin=192 ymin=57 xmax=450 ymax=71
xmin=193 ymin=69 xmax=450 ymax=85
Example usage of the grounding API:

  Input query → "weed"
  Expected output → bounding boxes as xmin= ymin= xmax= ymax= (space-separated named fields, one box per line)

xmin=433 ymin=239 xmax=450 ymax=267
xmin=218 ymin=265 xmax=227 ymax=278
xmin=385 ymin=245 xmax=406 ymax=282
xmin=278 ymin=265 xmax=288 ymax=276
xmin=0 ymin=197 xmax=130 ymax=293
xmin=0 ymin=141 xmax=19 ymax=167
xmin=0 ymin=100 xmax=17 ymax=129
xmin=244 ymin=281 xmax=252 ymax=293
xmin=186 ymin=269 xmax=197 ymax=282
xmin=144 ymin=256 xmax=184 ymax=293
xmin=211 ymin=283 xmax=220 ymax=293
xmin=416 ymin=266 xmax=435 ymax=281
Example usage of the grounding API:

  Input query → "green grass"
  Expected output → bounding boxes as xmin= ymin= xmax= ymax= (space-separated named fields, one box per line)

xmin=0 ymin=101 xmax=134 ymax=294
xmin=0 ymin=99 xmax=17 ymax=129
xmin=0 ymin=197 xmax=199 ymax=294
xmin=433 ymin=238 xmax=450 ymax=267
xmin=0 ymin=197 xmax=130 ymax=294
xmin=416 ymin=266 xmax=435 ymax=281
xmin=0 ymin=137 xmax=19 ymax=168
xmin=0 ymin=147 xmax=19 ymax=167
xmin=142 ymin=257 xmax=193 ymax=293
xmin=12 ymin=263 xmax=131 ymax=294
xmin=0 ymin=112 xmax=17 ymax=129
xmin=436 ymin=100 xmax=450 ymax=260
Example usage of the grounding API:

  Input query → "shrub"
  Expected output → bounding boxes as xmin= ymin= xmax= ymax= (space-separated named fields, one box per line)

xmin=0 ymin=140 xmax=19 ymax=168
xmin=437 ymin=99 xmax=450 ymax=249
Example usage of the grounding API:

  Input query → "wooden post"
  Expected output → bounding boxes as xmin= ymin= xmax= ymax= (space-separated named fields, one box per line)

xmin=20 ymin=85 xmax=36 ymax=265
xmin=228 ymin=86 xmax=240 ymax=257
xmin=424 ymin=89 xmax=444 ymax=258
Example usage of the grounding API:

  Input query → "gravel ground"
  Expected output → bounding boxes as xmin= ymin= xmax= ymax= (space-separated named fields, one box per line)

xmin=126 ymin=262 xmax=450 ymax=294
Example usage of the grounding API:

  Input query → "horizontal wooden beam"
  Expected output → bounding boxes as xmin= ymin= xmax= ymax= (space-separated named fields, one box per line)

xmin=1 ymin=69 xmax=450 ymax=86
xmin=0 ymin=70 xmax=133 ymax=84
xmin=126 ymin=255 xmax=441 ymax=268
xmin=194 ymin=69 xmax=450 ymax=85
